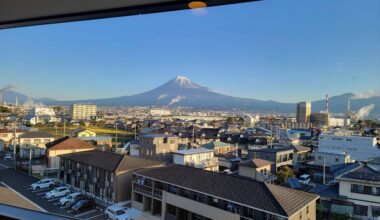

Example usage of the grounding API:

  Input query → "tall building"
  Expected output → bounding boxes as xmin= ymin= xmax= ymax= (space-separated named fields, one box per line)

xmin=309 ymin=112 xmax=329 ymax=127
xmin=296 ymin=101 xmax=311 ymax=123
xmin=69 ymin=104 xmax=97 ymax=120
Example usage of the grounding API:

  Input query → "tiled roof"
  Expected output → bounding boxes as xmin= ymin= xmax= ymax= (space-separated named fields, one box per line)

xmin=60 ymin=150 xmax=162 ymax=172
xmin=135 ymin=165 xmax=318 ymax=217
xmin=19 ymin=131 xmax=54 ymax=139
xmin=340 ymin=165 xmax=380 ymax=181
xmin=239 ymin=158 xmax=272 ymax=168
xmin=46 ymin=136 xmax=95 ymax=150
xmin=266 ymin=184 xmax=319 ymax=217
xmin=173 ymin=148 xmax=213 ymax=155
xmin=291 ymin=145 xmax=311 ymax=153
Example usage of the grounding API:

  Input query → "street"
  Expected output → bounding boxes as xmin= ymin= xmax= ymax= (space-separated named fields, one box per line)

xmin=0 ymin=155 xmax=108 ymax=220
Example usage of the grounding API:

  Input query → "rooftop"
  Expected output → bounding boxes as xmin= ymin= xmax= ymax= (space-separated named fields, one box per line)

xmin=239 ymin=158 xmax=272 ymax=168
xmin=173 ymin=148 xmax=213 ymax=155
xmin=339 ymin=165 xmax=380 ymax=182
xmin=141 ymin=134 xmax=177 ymax=138
xmin=135 ymin=165 xmax=318 ymax=217
xmin=77 ymin=136 xmax=112 ymax=141
xmin=19 ymin=131 xmax=54 ymax=139
xmin=46 ymin=136 xmax=95 ymax=150
xmin=202 ymin=141 xmax=232 ymax=149
xmin=60 ymin=150 xmax=162 ymax=172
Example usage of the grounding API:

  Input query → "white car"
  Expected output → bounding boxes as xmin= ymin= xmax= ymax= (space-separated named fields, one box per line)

xmin=4 ymin=153 xmax=11 ymax=160
xmin=45 ymin=186 xmax=70 ymax=199
xmin=105 ymin=204 xmax=131 ymax=220
xmin=298 ymin=174 xmax=311 ymax=184
xmin=31 ymin=179 xmax=54 ymax=190
xmin=59 ymin=192 xmax=81 ymax=206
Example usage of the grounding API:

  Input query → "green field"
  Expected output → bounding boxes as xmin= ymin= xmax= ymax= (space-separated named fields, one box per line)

xmin=33 ymin=125 xmax=135 ymax=145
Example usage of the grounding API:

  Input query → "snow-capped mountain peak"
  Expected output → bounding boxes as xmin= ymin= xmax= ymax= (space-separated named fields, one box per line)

xmin=172 ymin=75 xmax=203 ymax=89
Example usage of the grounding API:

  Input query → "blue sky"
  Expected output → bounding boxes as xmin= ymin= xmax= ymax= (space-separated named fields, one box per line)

xmin=0 ymin=0 xmax=379 ymax=102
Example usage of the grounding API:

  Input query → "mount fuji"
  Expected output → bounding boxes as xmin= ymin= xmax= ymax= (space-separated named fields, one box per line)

xmin=42 ymin=76 xmax=295 ymax=112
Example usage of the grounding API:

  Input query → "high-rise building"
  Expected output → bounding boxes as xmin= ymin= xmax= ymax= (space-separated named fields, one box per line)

xmin=309 ymin=112 xmax=329 ymax=127
xmin=69 ymin=104 xmax=97 ymax=120
xmin=296 ymin=101 xmax=311 ymax=123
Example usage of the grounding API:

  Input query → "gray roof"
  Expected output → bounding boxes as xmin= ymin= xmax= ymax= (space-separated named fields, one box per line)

xmin=60 ymin=150 xmax=162 ymax=172
xmin=340 ymin=165 xmax=380 ymax=181
xmin=135 ymin=165 xmax=318 ymax=217
xmin=19 ymin=131 xmax=54 ymax=139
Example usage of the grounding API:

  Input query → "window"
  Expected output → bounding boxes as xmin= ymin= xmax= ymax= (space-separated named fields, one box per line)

xmin=44 ymin=139 xmax=50 ymax=143
xmin=24 ymin=139 xmax=31 ymax=145
xmin=335 ymin=158 xmax=339 ymax=162
xmin=306 ymin=206 xmax=309 ymax=214
xmin=372 ymin=206 xmax=380 ymax=217
xmin=34 ymin=139 xmax=41 ymax=144
xmin=354 ymin=204 xmax=368 ymax=216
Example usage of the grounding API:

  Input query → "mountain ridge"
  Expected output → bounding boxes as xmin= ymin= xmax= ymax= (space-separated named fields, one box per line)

xmin=2 ymin=76 xmax=379 ymax=118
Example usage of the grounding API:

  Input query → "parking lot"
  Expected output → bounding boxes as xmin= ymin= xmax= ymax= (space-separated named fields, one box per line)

xmin=0 ymin=155 xmax=108 ymax=220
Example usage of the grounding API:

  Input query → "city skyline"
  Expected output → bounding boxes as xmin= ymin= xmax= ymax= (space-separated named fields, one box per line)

xmin=0 ymin=0 xmax=379 ymax=102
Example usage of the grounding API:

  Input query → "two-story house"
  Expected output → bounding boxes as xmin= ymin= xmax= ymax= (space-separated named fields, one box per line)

xmin=139 ymin=134 xmax=179 ymax=162
xmin=59 ymin=150 xmax=163 ymax=204
xmin=132 ymin=165 xmax=319 ymax=220
xmin=172 ymin=148 xmax=219 ymax=172
xmin=18 ymin=132 xmax=55 ymax=158
xmin=248 ymin=145 xmax=294 ymax=172
xmin=238 ymin=158 xmax=276 ymax=183
xmin=46 ymin=136 xmax=95 ymax=168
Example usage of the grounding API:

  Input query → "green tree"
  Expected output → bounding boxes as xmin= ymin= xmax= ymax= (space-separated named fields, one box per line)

xmin=276 ymin=166 xmax=294 ymax=184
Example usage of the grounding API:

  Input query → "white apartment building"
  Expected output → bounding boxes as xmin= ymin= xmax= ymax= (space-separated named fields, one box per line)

xmin=25 ymin=107 xmax=57 ymax=125
xmin=172 ymin=148 xmax=219 ymax=172
xmin=69 ymin=104 xmax=97 ymax=120
xmin=149 ymin=108 xmax=171 ymax=116
xmin=318 ymin=133 xmax=379 ymax=161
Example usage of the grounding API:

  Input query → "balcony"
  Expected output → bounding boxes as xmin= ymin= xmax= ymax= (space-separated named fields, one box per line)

xmin=186 ymin=158 xmax=219 ymax=169
xmin=133 ymin=181 xmax=163 ymax=199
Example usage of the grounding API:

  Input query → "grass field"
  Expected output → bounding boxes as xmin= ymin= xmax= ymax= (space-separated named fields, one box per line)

xmin=33 ymin=125 xmax=135 ymax=145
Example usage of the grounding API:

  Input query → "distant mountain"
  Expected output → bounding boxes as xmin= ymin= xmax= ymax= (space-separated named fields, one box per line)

xmin=1 ymin=90 xmax=55 ymax=105
xmin=2 ymin=76 xmax=380 ymax=118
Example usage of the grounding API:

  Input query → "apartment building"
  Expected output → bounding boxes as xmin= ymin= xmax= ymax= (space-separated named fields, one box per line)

xmin=139 ymin=134 xmax=179 ymax=162
xmin=132 ymin=165 xmax=319 ymax=220
xmin=248 ymin=146 xmax=294 ymax=172
xmin=59 ymin=150 xmax=163 ymax=204
xmin=69 ymin=104 xmax=97 ymax=120
xmin=0 ymin=129 xmax=24 ymax=148
xmin=318 ymin=133 xmax=379 ymax=161
xmin=238 ymin=158 xmax=276 ymax=183
xmin=46 ymin=136 xmax=95 ymax=168
xmin=202 ymin=141 xmax=237 ymax=155
xmin=172 ymin=148 xmax=219 ymax=172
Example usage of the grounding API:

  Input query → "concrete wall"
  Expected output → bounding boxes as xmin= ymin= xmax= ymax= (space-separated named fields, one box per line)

xmin=48 ymin=148 xmax=94 ymax=168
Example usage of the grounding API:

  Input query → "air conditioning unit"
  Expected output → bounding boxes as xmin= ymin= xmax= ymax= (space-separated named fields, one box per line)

xmin=67 ymin=169 xmax=72 ymax=174
xmin=76 ymin=172 xmax=81 ymax=177
xmin=83 ymin=174 xmax=87 ymax=180
xmin=105 ymin=181 xmax=109 ymax=187
xmin=92 ymin=177 xmax=97 ymax=183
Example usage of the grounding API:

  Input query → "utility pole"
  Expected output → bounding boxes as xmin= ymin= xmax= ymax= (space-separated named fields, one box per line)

xmin=63 ymin=119 xmax=66 ymax=137
xmin=115 ymin=123 xmax=118 ymax=148
xmin=13 ymin=118 xmax=17 ymax=170
xmin=29 ymin=148 xmax=32 ymax=175
xmin=323 ymin=156 xmax=326 ymax=184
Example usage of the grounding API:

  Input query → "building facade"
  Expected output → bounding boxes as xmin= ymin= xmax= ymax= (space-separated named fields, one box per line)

xmin=172 ymin=148 xmax=219 ymax=172
xmin=132 ymin=165 xmax=318 ymax=220
xmin=139 ymin=134 xmax=179 ymax=162
xmin=296 ymin=102 xmax=311 ymax=123
xmin=69 ymin=104 xmax=97 ymax=120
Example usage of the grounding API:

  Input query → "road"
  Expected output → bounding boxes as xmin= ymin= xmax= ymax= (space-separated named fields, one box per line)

xmin=0 ymin=155 xmax=108 ymax=220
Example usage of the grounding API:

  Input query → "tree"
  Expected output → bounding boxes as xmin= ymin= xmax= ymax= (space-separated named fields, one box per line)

xmin=0 ymin=106 xmax=11 ymax=113
xmin=276 ymin=166 xmax=294 ymax=184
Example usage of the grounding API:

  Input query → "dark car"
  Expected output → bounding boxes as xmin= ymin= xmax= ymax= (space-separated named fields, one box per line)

xmin=71 ymin=199 xmax=95 ymax=214
xmin=65 ymin=195 xmax=89 ymax=209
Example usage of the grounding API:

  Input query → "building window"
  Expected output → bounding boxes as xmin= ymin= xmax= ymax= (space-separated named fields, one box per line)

xmin=306 ymin=206 xmax=309 ymax=214
xmin=44 ymin=139 xmax=50 ymax=144
xmin=133 ymin=193 xmax=143 ymax=203
xmin=166 ymin=204 xmax=176 ymax=216
xmin=34 ymin=139 xmax=41 ymax=144
xmin=372 ymin=206 xmax=380 ymax=217
xmin=24 ymin=139 xmax=31 ymax=145
xmin=354 ymin=204 xmax=368 ymax=216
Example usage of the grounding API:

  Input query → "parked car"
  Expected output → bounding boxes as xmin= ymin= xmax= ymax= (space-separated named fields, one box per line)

xmin=105 ymin=204 xmax=130 ymax=220
xmin=65 ymin=194 xmax=89 ymax=209
xmin=298 ymin=174 xmax=311 ymax=184
xmin=31 ymin=178 xmax=54 ymax=190
xmin=3 ymin=153 xmax=12 ymax=160
xmin=71 ymin=199 xmax=95 ymax=214
xmin=59 ymin=192 xmax=81 ymax=206
xmin=45 ymin=186 xmax=70 ymax=199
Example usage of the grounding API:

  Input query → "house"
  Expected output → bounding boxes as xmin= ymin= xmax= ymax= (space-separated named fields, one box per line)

xmin=132 ymin=165 xmax=319 ymax=220
xmin=18 ymin=132 xmax=55 ymax=148
xmin=46 ymin=136 xmax=95 ymax=169
xmin=70 ymin=127 xmax=96 ymax=138
xmin=292 ymin=145 xmax=311 ymax=164
xmin=238 ymin=158 xmax=276 ymax=183
xmin=202 ymin=141 xmax=237 ymax=155
xmin=313 ymin=151 xmax=354 ymax=167
xmin=0 ymin=129 xmax=25 ymax=149
xmin=139 ymin=134 xmax=179 ymax=162
xmin=248 ymin=145 xmax=294 ymax=172
xmin=19 ymin=145 xmax=46 ymax=158
xmin=77 ymin=136 xmax=112 ymax=151
xmin=59 ymin=150 xmax=163 ymax=204
xmin=172 ymin=148 xmax=218 ymax=172
xmin=327 ymin=163 xmax=380 ymax=219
